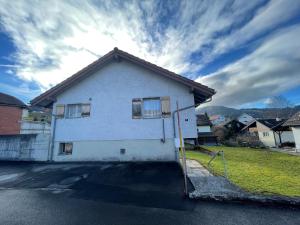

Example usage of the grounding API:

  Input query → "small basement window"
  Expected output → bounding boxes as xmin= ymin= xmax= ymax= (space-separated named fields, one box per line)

xmin=59 ymin=143 xmax=73 ymax=155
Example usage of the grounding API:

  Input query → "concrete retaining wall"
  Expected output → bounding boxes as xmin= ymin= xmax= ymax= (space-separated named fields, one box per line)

xmin=0 ymin=134 xmax=50 ymax=161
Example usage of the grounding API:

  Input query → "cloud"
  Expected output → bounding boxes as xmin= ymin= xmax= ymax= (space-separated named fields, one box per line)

xmin=197 ymin=25 xmax=300 ymax=107
xmin=0 ymin=0 xmax=299 ymax=106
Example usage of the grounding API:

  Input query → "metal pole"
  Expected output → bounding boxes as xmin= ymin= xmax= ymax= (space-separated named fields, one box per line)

xmin=176 ymin=101 xmax=188 ymax=196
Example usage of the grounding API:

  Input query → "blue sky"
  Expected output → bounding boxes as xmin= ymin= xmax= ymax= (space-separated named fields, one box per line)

xmin=0 ymin=0 xmax=300 ymax=108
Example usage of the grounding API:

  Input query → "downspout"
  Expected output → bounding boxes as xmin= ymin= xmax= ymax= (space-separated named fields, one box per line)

xmin=172 ymin=97 xmax=212 ymax=160
xmin=161 ymin=118 xmax=166 ymax=143
xmin=49 ymin=115 xmax=57 ymax=161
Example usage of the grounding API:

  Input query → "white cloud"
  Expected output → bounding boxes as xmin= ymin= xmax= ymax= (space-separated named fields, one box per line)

xmin=0 ymin=0 xmax=299 ymax=106
xmin=197 ymin=25 xmax=300 ymax=107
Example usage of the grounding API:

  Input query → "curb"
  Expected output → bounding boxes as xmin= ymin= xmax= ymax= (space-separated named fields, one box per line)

xmin=189 ymin=190 xmax=300 ymax=207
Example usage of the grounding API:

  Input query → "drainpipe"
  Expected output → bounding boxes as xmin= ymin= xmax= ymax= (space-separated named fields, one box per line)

xmin=161 ymin=118 xmax=166 ymax=143
xmin=49 ymin=114 xmax=57 ymax=161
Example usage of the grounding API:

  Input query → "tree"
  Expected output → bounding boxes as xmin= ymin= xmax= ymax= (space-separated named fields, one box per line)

xmin=265 ymin=96 xmax=293 ymax=108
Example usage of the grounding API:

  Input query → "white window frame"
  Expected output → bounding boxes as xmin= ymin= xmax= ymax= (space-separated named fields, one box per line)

xmin=65 ymin=103 xmax=91 ymax=119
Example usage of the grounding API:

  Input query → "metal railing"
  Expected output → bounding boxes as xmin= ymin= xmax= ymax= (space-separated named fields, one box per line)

xmin=208 ymin=150 xmax=228 ymax=178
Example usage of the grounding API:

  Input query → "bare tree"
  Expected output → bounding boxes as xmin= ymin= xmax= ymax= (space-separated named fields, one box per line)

xmin=266 ymin=96 xmax=293 ymax=108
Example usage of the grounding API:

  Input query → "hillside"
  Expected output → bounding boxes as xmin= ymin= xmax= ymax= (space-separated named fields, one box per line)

xmin=197 ymin=105 xmax=300 ymax=119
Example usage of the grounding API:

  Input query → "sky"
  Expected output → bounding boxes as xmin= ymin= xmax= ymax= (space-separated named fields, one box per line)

xmin=0 ymin=0 xmax=300 ymax=108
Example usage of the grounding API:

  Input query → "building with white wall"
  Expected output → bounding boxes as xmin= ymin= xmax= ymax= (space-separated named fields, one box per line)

xmin=243 ymin=119 xmax=294 ymax=147
xmin=283 ymin=112 xmax=300 ymax=151
xmin=31 ymin=48 xmax=215 ymax=162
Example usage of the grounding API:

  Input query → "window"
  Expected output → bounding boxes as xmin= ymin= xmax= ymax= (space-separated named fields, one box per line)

xmin=59 ymin=143 xmax=73 ymax=155
xmin=161 ymin=96 xmax=171 ymax=117
xmin=263 ymin=132 xmax=269 ymax=137
xmin=56 ymin=105 xmax=65 ymax=117
xmin=132 ymin=96 xmax=171 ymax=119
xmin=66 ymin=104 xmax=91 ymax=118
xmin=66 ymin=104 xmax=82 ymax=118
xmin=143 ymin=98 xmax=161 ymax=118
xmin=132 ymin=98 xmax=142 ymax=119
xmin=81 ymin=104 xmax=91 ymax=117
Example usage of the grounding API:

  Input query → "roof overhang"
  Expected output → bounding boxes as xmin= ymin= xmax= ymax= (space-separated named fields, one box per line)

xmin=31 ymin=48 xmax=216 ymax=107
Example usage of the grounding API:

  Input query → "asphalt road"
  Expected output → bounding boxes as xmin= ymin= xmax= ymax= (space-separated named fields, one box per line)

xmin=0 ymin=161 xmax=299 ymax=225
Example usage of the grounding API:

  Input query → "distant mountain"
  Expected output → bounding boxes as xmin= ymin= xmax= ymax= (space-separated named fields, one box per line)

xmin=197 ymin=105 xmax=300 ymax=119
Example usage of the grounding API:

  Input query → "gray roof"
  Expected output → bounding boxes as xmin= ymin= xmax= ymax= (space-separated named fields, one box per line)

xmin=0 ymin=92 xmax=26 ymax=108
xmin=283 ymin=111 xmax=300 ymax=127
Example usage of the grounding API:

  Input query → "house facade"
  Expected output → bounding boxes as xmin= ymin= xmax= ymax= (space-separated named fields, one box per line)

xmin=196 ymin=114 xmax=217 ymax=145
xmin=0 ymin=93 xmax=27 ymax=135
xmin=31 ymin=48 xmax=215 ymax=162
xmin=243 ymin=119 xmax=294 ymax=147
xmin=283 ymin=111 xmax=300 ymax=151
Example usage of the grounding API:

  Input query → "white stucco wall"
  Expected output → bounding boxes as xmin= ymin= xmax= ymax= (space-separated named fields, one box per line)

xmin=292 ymin=127 xmax=300 ymax=150
xmin=197 ymin=125 xmax=211 ymax=133
xmin=257 ymin=120 xmax=294 ymax=147
xmin=258 ymin=131 xmax=276 ymax=147
xmin=51 ymin=60 xmax=197 ymax=161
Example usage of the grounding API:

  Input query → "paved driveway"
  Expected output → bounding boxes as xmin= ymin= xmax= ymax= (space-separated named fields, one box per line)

xmin=0 ymin=161 xmax=299 ymax=225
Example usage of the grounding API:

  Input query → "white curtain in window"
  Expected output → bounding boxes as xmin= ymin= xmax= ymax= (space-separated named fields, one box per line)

xmin=81 ymin=104 xmax=91 ymax=116
xmin=67 ymin=104 xmax=81 ymax=118
xmin=143 ymin=99 xmax=161 ymax=118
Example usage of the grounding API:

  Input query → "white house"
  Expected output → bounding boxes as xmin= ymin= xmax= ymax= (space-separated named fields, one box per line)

xmin=196 ymin=114 xmax=212 ymax=133
xmin=243 ymin=119 xmax=294 ymax=147
xmin=283 ymin=111 xmax=300 ymax=151
xmin=31 ymin=48 xmax=215 ymax=162
xmin=237 ymin=113 xmax=255 ymax=125
xmin=196 ymin=114 xmax=217 ymax=145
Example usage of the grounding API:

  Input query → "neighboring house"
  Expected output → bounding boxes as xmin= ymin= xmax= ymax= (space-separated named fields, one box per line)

xmin=210 ymin=114 xmax=226 ymax=125
xmin=242 ymin=119 xmax=294 ymax=147
xmin=0 ymin=92 xmax=27 ymax=135
xmin=237 ymin=113 xmax=255 ymax=125
xmin=20 ymin=106 xmax=52 ymax=134
xmin=30 ymin=48 xmax=215 ymax=162
xmin=283 ymin=111 xmax=300 ymax=151
xmin=196 ymin=114 xmax=217 ymax=145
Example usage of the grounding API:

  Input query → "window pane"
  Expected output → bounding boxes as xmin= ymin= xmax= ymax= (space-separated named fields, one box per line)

xmin=56 ymin=105 xmax=65 ymax=117
xmin=132 ymin=99 xmax=142 ymax=118
xmin=81 ymin=104 xmax=91 ymax=116
xmin=161 ymin=96 xmax=170 ymax=117
xmin=143 ymin=98 xmax=161 ymax=118
xmin=67 ymin=104 xmax=81 ymax=118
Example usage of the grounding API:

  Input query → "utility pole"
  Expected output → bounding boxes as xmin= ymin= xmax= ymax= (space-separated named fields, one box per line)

xmin=176 ymin=101 xmax=188 ymax=196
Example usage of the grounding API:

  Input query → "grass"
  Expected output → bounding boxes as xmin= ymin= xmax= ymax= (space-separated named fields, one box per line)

xmin=185 ymin=146 xmax=300 ymax=197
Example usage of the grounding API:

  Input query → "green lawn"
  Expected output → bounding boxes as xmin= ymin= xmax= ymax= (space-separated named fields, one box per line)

xmin=185 ymin=146 xmax=300 ymax=197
